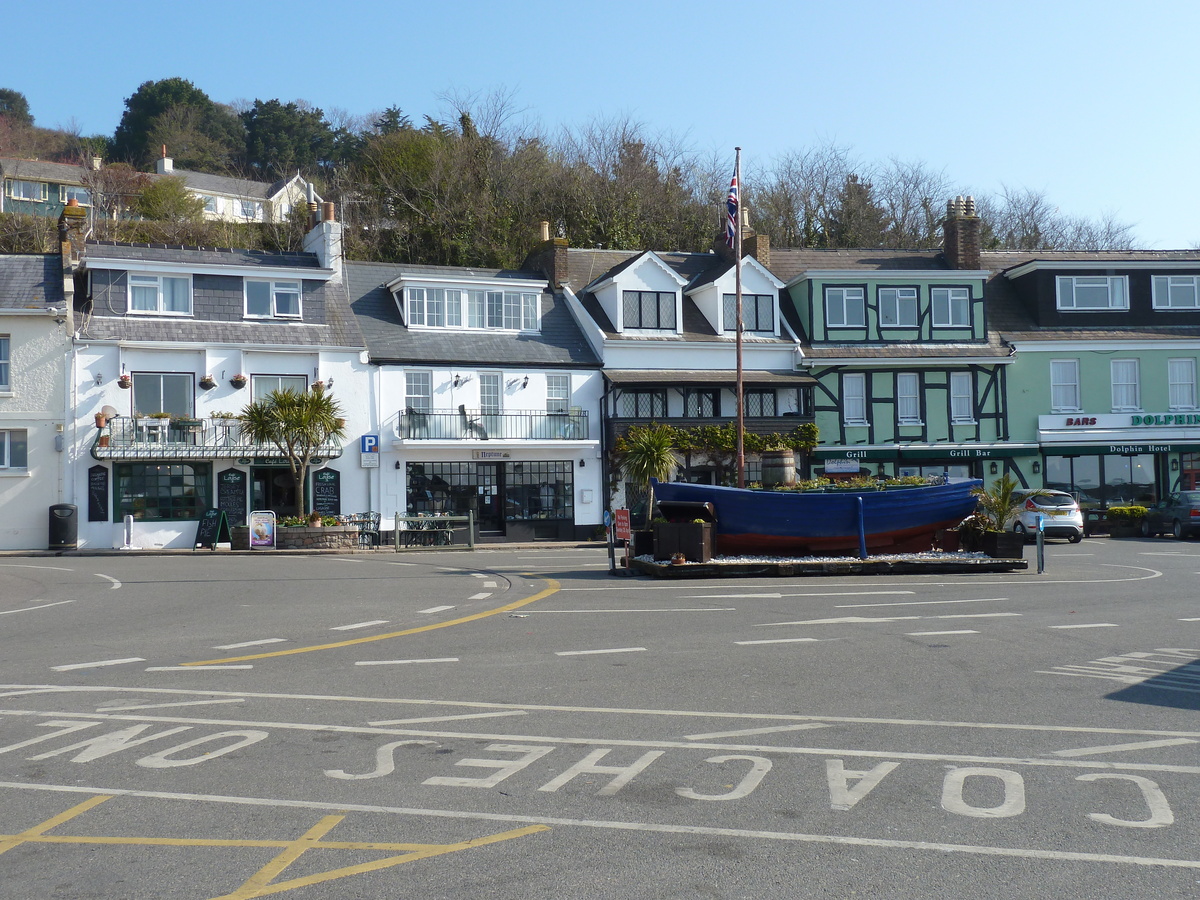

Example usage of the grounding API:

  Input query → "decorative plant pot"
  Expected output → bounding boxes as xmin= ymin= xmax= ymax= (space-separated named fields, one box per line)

xmin=761 ymin=449 xmax=796 ymax=487
xmin=1108 ymin=523 xmax=1141 ymax=538
xmin=94 ymin=413 xmax=108 ymax=428
xmin=230 ymin=377 xmax=247 ymax=389
xmin=936 ymin=528 xmax=961 ymax=552
xmin=117 ymin=376 xmax=132 ymax=389
xmin=981 ymin=531 xmax=1025 ymax=559
xmin=630 ymin=530 xmax=654 ymax=558
xmin=97 ymin=435 xmax=110 ymax=448
xmin=199 ymin=377 xmax=216 ymax=390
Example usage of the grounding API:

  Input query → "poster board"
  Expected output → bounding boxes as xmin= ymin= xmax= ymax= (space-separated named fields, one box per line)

xmin=194 ymin=508 xmax=231 ymax=551
xmin=312 ymin=468 xmax=341 ymax=516
xmin=249 ymin=510 xmax=276 ymax=549
xmin=87 ymin=465 xmax=108 ymax=522
xmin=216 ymin=468 xmax=247 ymax=527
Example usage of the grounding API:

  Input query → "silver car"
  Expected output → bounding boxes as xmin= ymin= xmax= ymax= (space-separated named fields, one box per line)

xmin=1009 ymin=490 xmax=1084 ymax=543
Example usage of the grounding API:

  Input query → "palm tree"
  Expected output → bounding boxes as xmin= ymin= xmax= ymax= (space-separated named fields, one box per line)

xmin=618 ymin=424 xmax=678 ymax=525
xmin=239 ymin=388 xmax=346 ymax=516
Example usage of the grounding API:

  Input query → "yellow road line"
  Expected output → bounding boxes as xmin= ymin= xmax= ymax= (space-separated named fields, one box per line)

xmin=183 ymin=580 xmax=559 ymax=666
xmin=0 ymin=795 xmax=111 ymax=856
xmin=220 ymin=815 xmax=345 ymax=899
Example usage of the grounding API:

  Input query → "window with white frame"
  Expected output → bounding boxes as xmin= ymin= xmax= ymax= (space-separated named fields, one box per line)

xmin=131 ymin=373 xmax=193 ymax=417
xmin=950 ymin=371 xmax=975 ymax=423
xmin=405 ymin=371 xmax=432 ymax=412
xmin=1056 ymin=276 xmax=1128 ymax=310
xmin=1169 ymin=358 xmax=1197 ymax=410
xmin=546 ymin=374 xmax=570 ymax=414
xmin=128 ymin=273 xmax=191 ymax=315
xmin=879 ymin=287 xmax=918 ymax=327
xmin=479 ymin=372 xmax=501 ymax=415
xmin=932 ymin=287 xmax=971 ymax=326
xmin=59 ymin=185 xmax=90 ymax=206
xmin=245 ymin=280 xmax=301 ymax=319
xmin=239 ymin=199 xmax=262 ymax=219
xmin=825 ymin=286 xmax=866 ymax=327
xmin=408 ymin=287 xmax=536 ymax=331
xmin=202 ymin=195 xmax=218 ymax=214
xmin=252 ymin=374 xmax=307 ymax=400
xmin=0 ymin=429 xmax=28 ymax=469
xmin=622 ymin=291 xmax=676 ymax=330
xmin=1152 ymin=275 xmax=1200 ymax=309
xmin=1111 ymin=359 xmax=1140 ymax=411
xmin=843 ymin=373 xmax=868 ymax=425
xmin=1050 ymin=359 xmax=1080 ymax=412
xmin=721 ymin=293 xmax=774 ymax=333
xmin=6 ymin=179 xmax=46 ymax=202
xmin=0 ymin=335 xmax=8 ymax=390
xmin=896 ymin=372 xmax=921 ymax=424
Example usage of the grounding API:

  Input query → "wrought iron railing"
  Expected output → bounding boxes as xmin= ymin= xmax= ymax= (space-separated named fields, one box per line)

xmin=397 ymin=408 xmax=589 ymax=441
xmin=91 ymin=417 xmax=344 ymax=460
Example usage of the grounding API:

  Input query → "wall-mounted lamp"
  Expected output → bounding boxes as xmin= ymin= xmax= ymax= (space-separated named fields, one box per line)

xmin=989 ymin=461 xmax=999 ymax=475
xmin=578 ymin=458 xmax=585 ymax=468
xmin=395 ymin=460 xmax=402 ymax=470
xmin=1031 ymin=460 xmax=1041 ymax=475
xmin=93 ymin=372 xmax=103 ymax=385
xmin=453 ymin=375 xmax=460 ymax=387
xmin=1171 ymin=458 xmax=1180 ymax=472
xmin=521 ymin=376 xmax=529 ymax=389
xmin=326 ymin=376 xmax=334 ymax=389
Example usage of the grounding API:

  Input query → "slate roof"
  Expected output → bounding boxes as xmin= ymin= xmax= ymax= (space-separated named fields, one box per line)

xmin=567 ymin=249 xmax=794 ymax=344
xmin=0 ymin=158 xmax=86 ymax=186
xmin=0 ymin=254 xmax=64 ymax=309
xmin=168 ymin=169 xmax=282 ymax=201
xmin=85 ymin=241 xmax=322 ymax=269
xmin=768 ymin=248 xmax=949 ymax=283
xmin=345 ymin=261 xmax=601 ymax=368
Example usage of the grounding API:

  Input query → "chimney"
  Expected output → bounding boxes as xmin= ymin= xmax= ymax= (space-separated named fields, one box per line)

xmin=155 ymin=145 xmax=173 ymax=175
xmin=942 ymin=195 xmax=981 ymax=270
xmin=303 ymin=202 xmax=342 ymax=275
xmin=523 ymin=222 xmax=568 ymax=288
xmin=744 ymin=233 xmax=770 ymax=269
xmin=713 ymin=207 xmax=759 ymax=264
xmin=90 ymin=156 xmax=103 ymax=171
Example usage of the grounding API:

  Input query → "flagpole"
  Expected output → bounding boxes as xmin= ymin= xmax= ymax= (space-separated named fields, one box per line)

xmin=734 ymin=147 xmax=745 ymax=489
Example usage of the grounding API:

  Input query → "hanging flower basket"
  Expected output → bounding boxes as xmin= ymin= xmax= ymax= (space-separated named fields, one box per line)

xmin=230 ymin=375 xmax=248 ymax=389
xmin=117 ymin=375 xmax=132 ymax=389
xmin=199 ymin=375 xmax=217 ymax=390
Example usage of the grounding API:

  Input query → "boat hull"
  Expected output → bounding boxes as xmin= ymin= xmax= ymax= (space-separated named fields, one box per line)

xmin=652 ymin=479 xmax=982 ymax=557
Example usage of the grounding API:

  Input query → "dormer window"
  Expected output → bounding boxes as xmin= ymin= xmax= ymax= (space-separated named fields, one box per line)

xmin=129 ymin=273 xmax=191 ymax=315
xmin=878 ymin=287 xmax=918 ymax=327
xmin=722 ymin=293 xmax=774 ymax=333
xmin=825 ymin=286 xmax=865 ymax=327
xmin=1152 ymin=276 xmax=1200 ymax=309
xmin=245 ymin=280 xmax=301 ymax=319
xmin=1056 ymin=276 xmax=1128 ymax=310
xmin=405 ymin=287 xmax=538 ymax=331
xmin=622 ymin=291 xmax=676 ymax=330
xmin=932 ymin=287 xmax=971 ymax=326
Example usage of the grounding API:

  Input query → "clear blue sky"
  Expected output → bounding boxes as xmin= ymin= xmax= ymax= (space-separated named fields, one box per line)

xmin=7 ymin=0 xmax=1199 ymax=247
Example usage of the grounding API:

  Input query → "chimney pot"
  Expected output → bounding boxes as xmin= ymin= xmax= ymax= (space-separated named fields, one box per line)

xmin=321 ymin=201 xmax=335 ymax=222
xmin=539 ymin=220 xmax=550 ymax=242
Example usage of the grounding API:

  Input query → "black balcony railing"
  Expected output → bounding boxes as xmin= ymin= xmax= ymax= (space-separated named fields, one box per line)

xmin=398 ymin=408 xmax=589 ymax=441
xmin=91 ymin=416 xmax=344 ymax=460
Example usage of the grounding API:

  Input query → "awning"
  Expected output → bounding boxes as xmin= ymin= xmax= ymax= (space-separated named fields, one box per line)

xmin=604 ymin=369 xmax=815 ymax=386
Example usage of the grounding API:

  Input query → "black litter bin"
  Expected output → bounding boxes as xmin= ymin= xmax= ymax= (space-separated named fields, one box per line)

xmin=49 ymin=504 xmax=78 ymax=550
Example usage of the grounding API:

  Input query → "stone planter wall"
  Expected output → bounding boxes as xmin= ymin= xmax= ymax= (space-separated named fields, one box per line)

xmin=231 ymin=525 xmax=359 ymax=551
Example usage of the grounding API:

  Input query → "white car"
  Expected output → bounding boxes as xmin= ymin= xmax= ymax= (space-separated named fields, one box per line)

xmin=1008 ymin=490 xmax=1084 ymax=543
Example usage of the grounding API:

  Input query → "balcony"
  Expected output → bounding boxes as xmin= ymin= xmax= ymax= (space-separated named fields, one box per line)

xmin=397 ymin=408 xmax=589 ymax=442
xmin=91 ymin=417 xmax=344 ymax=461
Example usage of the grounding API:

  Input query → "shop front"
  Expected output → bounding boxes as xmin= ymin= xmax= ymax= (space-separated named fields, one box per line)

xmin=1037 ymin=414 xmax=1200 ymax=509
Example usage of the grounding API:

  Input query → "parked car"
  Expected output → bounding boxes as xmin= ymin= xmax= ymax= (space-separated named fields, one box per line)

xmin=1141 ymin=491 xmax=1200 ymax=539
xmin=1008 ymin=490 xmax=1084 ymax=543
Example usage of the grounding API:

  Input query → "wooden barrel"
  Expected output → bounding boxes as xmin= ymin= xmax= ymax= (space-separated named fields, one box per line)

xmin=760 ymin=449 xmax=796 ymax=487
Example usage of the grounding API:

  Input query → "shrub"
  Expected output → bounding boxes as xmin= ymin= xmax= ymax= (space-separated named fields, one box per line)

xmin=1105 ymin=505 xmax=1148 ymax=525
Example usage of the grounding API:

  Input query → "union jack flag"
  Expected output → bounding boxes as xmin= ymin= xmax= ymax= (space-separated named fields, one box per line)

xmin=725 ymin=173 xmax=739 ymax=247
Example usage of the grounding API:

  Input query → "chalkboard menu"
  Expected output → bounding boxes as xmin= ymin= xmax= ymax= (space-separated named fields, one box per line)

xmin=216 ymin=468 xmax=247 ymax=527
xmin=194 ymin=508 xmax=230 ymax=551
xmin=312 ymin=468 xmax=341 ymax=516
xmin=88 ymin=465 xmax=108 ymax=522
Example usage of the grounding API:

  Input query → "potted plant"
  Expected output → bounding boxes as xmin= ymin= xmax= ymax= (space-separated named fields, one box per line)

xmin=117 ymin=374 xmax=132 ymax=389
xmin=94 ymin=412 xmax=108 ymax=429
xmin=311 ymin=380 xmax=326 ymax=393
xmin=199 ymin=374 xmax=217 ymax=390
xmin=230 ymin=374 xmax=248 ymax=389
xmin=970 ymin=474 xmax=1029 ymax=558
xmin=1106 ymin=505 xmax=1148 ymax=537
xmin=307 ymin=510 xmax=323 ymax=527
xmin=616 ymin=424 xmax=678 ymax=558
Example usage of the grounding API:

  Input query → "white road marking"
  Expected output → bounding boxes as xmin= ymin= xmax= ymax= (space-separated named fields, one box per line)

xmin=212 ymin=638 xmax=287 ymax=650
xmin=468 ymin=593 xmax=492 ymax=600
xmin=532 ymin=608 xmax=736 ymax=613
xmin=1180 ymin=618 xmax=1200 ymax=622
xmin=3 ymin=780 xmax=1200 ymax=870
xmin=759 ymin=613 xmax=1020 ymax=627
xmin=368 ymin=710 xmax=528 ymax=726
xmin=0 ymin=564 xmax=73 ymax=571
xmin=355 ymin=657 xmax=460 ymax=666
xmin=330 ymin=620 xmax=389 ymax=630
xmin=908 ymin=630 xmax=980 ymax=636
xmin=94 ymin=574 xmax=121 ymax=590
xmin=472 ymin=573 xmax=486 ymax=578
xmin=1049 ymin=623 xmax=1119 ymax=629
xmin=418 ymin=605 xmax=455 ymax=614
xmin=837 ymin=597 xmax=1008 ymax=609
xmin=0 ymin=600 xmax=76 ymax=616
xmin=387 ymin=562 xmax=419 ymax=567
xmin=685 ymin=723 xmax=830 ymax=740
xmin=482 ymin=581 xmax=498 ymax=588
xmin=96 ymin=698 xmax=247 ymax=712
xmin=689 ymin=591 xmax=912 ymax=599
xmin=735 ymin=637 xmax=826 ymax=645
xmin=50 ymin=658 xmax=144 ymax=672
xmin=145 ymin=665 xmax=253 ymax=671
xmin=555 ymin=647 xmax=647 ymax=657
xmin=1052 ymin=738 xmax=1199 ymax=758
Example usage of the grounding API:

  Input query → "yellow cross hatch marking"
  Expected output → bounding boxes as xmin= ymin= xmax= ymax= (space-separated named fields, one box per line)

xmin=0 ymin=796 xmax=550 ymax=899
xmin=183 ymin=579 xmax=560 ymax=666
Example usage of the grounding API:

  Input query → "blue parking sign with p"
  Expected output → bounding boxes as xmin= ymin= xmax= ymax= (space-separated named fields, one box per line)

xmin=361 ymin=434 xmax=379 ymax=453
